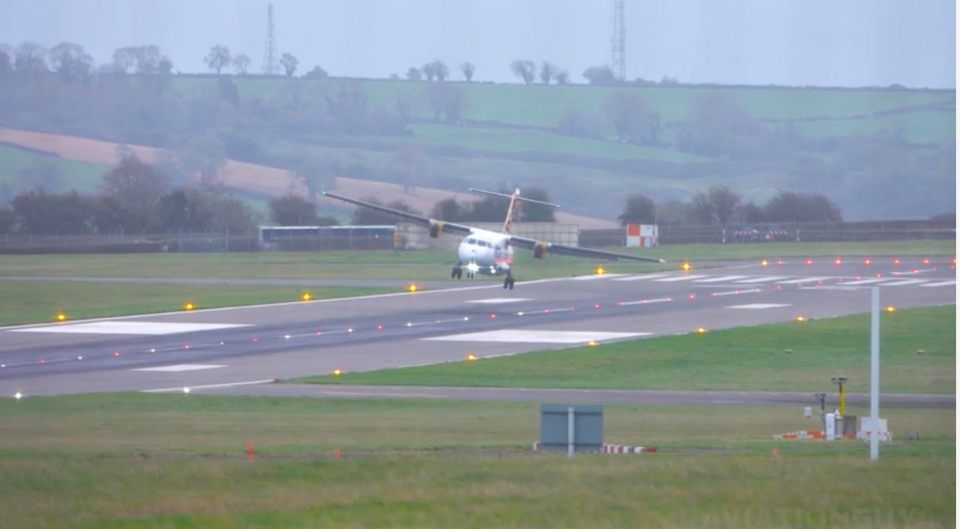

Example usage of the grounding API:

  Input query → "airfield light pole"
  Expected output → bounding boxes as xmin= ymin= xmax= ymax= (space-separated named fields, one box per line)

xmin=869 ymin=287 xmax=880 ymax=460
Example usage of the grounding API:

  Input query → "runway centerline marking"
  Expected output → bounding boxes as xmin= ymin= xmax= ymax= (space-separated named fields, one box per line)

xmin=727 ymin=303 xmax=792 ymax=310
xmin=423 ymin=330 xmax=649 ymax=344
xmin=654 ymin=274 xmax=708 ymax=282
xmin=466 ymin=298 xmax=532 ymax=304
xmin=693 ymin=275 xmax=749 ymax=283
xmin=880 ymin=279 xmax=927 ymax=286
xmin=734 ymin=276 xmax=789 ymax=284
xmin=619 ymin=297 xmax=673 ymax=306
xmin=777 ymin=276 xmax=833 ymax=284
xmin=611 ymin=273 xmax=673 ymax=282
xmin=134 ymin=364 xmax=226 ymax=372
xmin=9 ymin=321 xmax=251 ymax=335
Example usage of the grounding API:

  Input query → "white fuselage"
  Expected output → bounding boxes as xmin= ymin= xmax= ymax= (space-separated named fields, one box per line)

xmin=457 ymin=229 xmax=514 ymax=276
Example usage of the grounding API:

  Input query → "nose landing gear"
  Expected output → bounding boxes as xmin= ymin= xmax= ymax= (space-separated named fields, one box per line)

xmin=503 ymin=274 xmax=515 ymax=290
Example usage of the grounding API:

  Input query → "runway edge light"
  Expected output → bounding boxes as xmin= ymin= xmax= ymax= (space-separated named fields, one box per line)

xmin=54 ymin=311 xmax=67 ymax=322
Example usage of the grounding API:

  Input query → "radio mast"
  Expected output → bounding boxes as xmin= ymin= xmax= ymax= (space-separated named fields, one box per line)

xmin=611 ymin=0 xmax=626 ymax=82
xmin=262 ymin=3 xmax=280 ymax=75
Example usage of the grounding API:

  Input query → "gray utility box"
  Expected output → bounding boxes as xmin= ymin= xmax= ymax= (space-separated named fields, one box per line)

xmin=539 ymin=404 xmax=603 ymax=453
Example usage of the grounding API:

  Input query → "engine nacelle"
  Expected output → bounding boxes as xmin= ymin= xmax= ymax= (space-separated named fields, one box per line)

xmin=533 ymin=241 xmax=548 ymax=259
xmin=429 ymin=221 xmax=444 ymax=238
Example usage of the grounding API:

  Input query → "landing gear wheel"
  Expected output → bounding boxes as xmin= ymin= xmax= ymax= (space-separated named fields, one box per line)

xmin=451 ymin=266 xmax=462 ymax=279
xmin=503 ymin=276 xmax=515 ymax=290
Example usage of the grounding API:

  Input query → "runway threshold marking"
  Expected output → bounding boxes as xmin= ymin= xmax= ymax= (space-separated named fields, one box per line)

xmin=734 ymin=276 xmax=790 ymax=284
xmin=611 ymin=273 xmax=673 ymax=282
xmin=423 ymin=330 xmax=649 ymax=344
xmin=693 ymin=275 xmax=749 ymax=283
xmin=9 ymin=321 xmax=251 ymax=335
xmin=654 ymin=274 xmax=708 ymax=282
xmin=777 ymin=276 xmax=833 ymax=284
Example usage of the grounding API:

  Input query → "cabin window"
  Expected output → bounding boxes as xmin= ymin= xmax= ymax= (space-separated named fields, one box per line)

xmin=467 ymin=238 xmax=477 ymax=245
xmin=478 ymin=240 xmax=488 ymax=247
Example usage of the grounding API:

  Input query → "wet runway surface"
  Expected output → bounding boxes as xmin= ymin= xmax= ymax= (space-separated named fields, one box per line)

xmin=2 ymin=256 xmax=954 ymax=399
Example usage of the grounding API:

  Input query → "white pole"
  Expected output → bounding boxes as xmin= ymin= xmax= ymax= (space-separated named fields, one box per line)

xmin=567 ymin=407 xmax=575 ymax=458
xmin=870 ymin=287 xmax=880 ymax=460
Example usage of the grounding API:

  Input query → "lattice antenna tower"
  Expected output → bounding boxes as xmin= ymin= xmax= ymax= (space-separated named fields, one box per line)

xmin=611 ymin=0 xmax=626 ymax=82
xmin=262 ymin=3 xmax=280 ymax=75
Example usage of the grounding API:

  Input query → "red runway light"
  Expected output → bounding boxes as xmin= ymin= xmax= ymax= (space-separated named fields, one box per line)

xmin=688 ymin=294 xmax=696 ymax=300
xmin=833 ymin=257 xmax=843 ymax=265
xmin=489 ymin=313 xmax=497 ymax=319
xmin=804 ymin=258 xmax=813 ymax=265
xmin=922 ymin=258 xmax=930 ymax=265
xmin=892 ymin=258 xmax=901 ymax=265
xmin=112 ymin=351 xmax=120 ymax=357
xmin=376 ymin=324 xmax=383 ymax=331
xmin=593 ymin=303 xmax=600 ymax=310
xmin=863 ymin=258 xmax=871 ymax=265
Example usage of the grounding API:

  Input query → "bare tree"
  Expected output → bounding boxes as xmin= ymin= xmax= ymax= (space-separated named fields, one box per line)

xmin=432 ymin=60 xmax=449 ymax=81
xmin=48 ymin=42 xmax=92 ymax=81
xmin=604 ymin=91 xmax=661 ymax=144
xmin=132 ymin=45 xmax=162 ymax=74
xmin=691 ymin=185 xmax=741 ymax=226
xmin=280 ymin=52 xmax=299 ymax=77
xmin=421 ymin=62 xmax=437 ymax=81
xmin=204 ymin=45 xmax=231 ymax=75
xmin=460 ymin=61 xmax=475 ymax=82
xmin=232 ymin=53 xmax=251 ymax=75
xmin=583 ymin=65 xmax=616 ymax=85
xmin=539 ymin=62 xmax=558 ymax=85
xmin=510 ymin=59 xmax=536 ymax=84
xmin=13 ymin=42 xmax=48 ymax=75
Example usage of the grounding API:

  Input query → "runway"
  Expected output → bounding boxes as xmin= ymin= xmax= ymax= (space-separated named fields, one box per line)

xmin=1 ymin=256 xmax=955 ymax=401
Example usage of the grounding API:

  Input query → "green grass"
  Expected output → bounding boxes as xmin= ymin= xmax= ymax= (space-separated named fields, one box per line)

xmin=0 ymin=144 xmax=109 ymax=194
xmin=299 ymin=305 xmax=956 ymax=394
xmin=410 ymin=123 xmax=709 ymax=163
xmin=0 ymin=281 xmax=394 ymax=325
xmin=0 ymin=240 xmax=952 ymax=282
xmin=0 ymin=393 xmax=953 ymax=528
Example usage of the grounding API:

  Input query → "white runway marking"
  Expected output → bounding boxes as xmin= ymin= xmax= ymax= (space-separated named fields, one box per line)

xmin=423 ymin=330 xmax=649 ymax=344
xmin=141 ymin=379 xmax=275 ymax=393
xmin=734 ymin=276 xmax=789 ymax=284
xmin=9 ymin=321 xmax=251 ymax=335
xmin=572 ymin=274 xmax=629 ymax=281
xmin=693 ymin=275 xmax=749 ymax=283
xmin=920 ymin=280 xmax=956 ymax=287
xmin=727 ymin=303 xmax=792 ymax=310
xmin=611 ymin=273 xmax=673 ymax=282
xmin=134 ymin=364 xmax=226 ymax=372
xmin=879 ymin=279 xmax=927 ymax=286
xmin=466 ymin=298 xmax=531 ymax=304
xmin=839 ymin=278 xmax=887 ymax=286
xmin=654 ymin=274 xmax=708 ymax=282
xmin=619 ymin=297 xmax=673 ymax=306
xmin=777 ymin=276 xmax=832 ymax=284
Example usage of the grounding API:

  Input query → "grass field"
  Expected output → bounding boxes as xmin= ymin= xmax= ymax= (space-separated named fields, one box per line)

xmin=0 ymin=143 xmax=108 ymax=194
xmin=0 ymin=281 xmax=394 ymax=325
xmin=0 ymin=241 xmax=951 ymax=324
xmin=0 ymin=393 xmax=953 ymax=529
xmin=299 ymin=305 xmax=956 ymax=394
xmin=0 ymin=240 xmax=952 ymax=280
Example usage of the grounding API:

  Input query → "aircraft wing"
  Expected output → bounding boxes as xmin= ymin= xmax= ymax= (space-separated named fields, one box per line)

xmin=322 ymin=192 xmax=473 ymax=236
xmin=508 ymin=235 xmax=665 ymax=263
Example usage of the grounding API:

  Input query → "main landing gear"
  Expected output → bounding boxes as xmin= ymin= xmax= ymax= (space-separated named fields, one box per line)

xmin=503 ymin=274 xmax=515 ymax=290
xmin=452 ymin=265 xmax=475 ymax=279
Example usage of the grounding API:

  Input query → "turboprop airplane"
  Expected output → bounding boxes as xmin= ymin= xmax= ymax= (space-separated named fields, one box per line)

xmin=322 ymin=188 xmax=664 ymax=289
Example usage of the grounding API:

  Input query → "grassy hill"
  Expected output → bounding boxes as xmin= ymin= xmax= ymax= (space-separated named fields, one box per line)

xmin=0 ymin=73 xmax=953 ymax=221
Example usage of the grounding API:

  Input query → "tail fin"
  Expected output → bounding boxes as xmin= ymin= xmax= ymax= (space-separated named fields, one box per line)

xmin=468 ymin=188 xmax=559 ymax=233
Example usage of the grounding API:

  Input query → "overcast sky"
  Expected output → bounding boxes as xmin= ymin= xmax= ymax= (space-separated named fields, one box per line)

xmin=2 ymin=0 xmax=955 ymax=88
